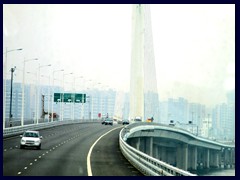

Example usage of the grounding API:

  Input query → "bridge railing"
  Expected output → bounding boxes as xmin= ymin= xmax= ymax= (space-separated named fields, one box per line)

xmin=3 ymin=119 xmax=98 ymax=138
xmin=119 ymin=127 xmax=197 ymax=176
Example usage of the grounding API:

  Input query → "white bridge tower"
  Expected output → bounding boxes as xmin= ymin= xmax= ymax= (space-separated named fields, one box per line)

xmin=130 ymin=4 xmax=159 ymax=122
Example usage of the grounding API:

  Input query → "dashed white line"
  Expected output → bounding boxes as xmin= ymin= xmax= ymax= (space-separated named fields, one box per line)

xmin=17 ymin=172 xmax=21 ymax=175
xmin=24 ymin=167 xmax=27 ymax=170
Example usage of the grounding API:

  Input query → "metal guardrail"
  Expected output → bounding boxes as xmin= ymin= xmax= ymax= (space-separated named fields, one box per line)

xmin=119 ymin=126 xmax=197 ymax=176
xmin=3 ymin=119 xmax=98 ymax=138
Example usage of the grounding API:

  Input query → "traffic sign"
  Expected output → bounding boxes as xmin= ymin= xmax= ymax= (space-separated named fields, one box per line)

xmin=54 ymin=93 xmax=62 ymax=102
xmin=54 ymin=93 xmax=86 ymax=103
xmin=75 ymin=93 xmax=86 ymax=103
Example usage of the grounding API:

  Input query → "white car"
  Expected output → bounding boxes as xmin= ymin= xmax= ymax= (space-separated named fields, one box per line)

xmin=20 ymin=130 xmax=42 ymax=149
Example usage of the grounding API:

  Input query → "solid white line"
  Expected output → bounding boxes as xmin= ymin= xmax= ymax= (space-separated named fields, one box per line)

xmin=87 ymin=126 xmax=122 ymax=176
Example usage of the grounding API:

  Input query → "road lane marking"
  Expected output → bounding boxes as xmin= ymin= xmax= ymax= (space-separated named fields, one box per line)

xmin=17 ymin=172 xmax=21 ymax=175
xmin=87 ymin=126 xmax=122 ymax=176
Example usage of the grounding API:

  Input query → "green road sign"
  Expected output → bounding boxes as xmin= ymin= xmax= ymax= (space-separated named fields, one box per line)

xmin=63 ymin=93 xmax=74 ymax=103
xmin=54 ymin=93 xmax=86 ymax=103
xmin=54 ymin=93 xmax=62 ymax=102
xmin=75 ymin=93 xmax=86 ymax=103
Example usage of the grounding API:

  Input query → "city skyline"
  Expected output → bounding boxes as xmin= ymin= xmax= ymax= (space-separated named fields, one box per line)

xmin=5 ymin=80 xmax=235 ymax=141
xmin=3 ymin=4 xmax=235 ymax=107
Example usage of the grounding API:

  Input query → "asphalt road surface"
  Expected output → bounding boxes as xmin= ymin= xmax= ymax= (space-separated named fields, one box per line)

xmin=90 ymin=125 xmax=143 ymax=176
xmin=3 ymin=122 xmax=143 ymax=176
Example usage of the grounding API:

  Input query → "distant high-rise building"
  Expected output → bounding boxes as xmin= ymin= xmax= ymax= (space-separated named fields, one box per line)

xmin=212 ymin=90 xmax=235 ymax=141
xmin=227 ymin=90 xmax=235 ymax=140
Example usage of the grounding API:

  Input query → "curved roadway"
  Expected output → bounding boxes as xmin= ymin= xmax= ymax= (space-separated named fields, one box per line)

xmin=3 ymin=122 xmax=143 ymax=176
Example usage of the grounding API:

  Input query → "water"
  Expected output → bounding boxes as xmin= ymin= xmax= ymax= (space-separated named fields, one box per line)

xmin=201 ymin=169 xmax=235 ymax=176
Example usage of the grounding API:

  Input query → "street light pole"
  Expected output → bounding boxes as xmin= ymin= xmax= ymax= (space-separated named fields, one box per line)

xmin=3 ymin=48 xmax=22 ymax=129
xmin=41 ymin=75 xmax=50 ymax=123
xmin=9 ymin=66 xmax=16 ymax=127
xmin=51 ymin=69 xmax=64 ymax=122
xmin=98 ymin=82 xmax=102 ymax=119
xmin=21 ymin=58 xmax=38 ymax=127
xmin=37 ymin=64 xmax=51 ymax=124
xmin=86 ymin=80 xmax=93 ymax=120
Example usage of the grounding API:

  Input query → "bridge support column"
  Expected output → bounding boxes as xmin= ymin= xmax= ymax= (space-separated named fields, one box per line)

xmin=182 ymin=144 xmax=188 ymax=171
xmin=209 ymin=150 xmax=218 ymax=168
xmin=177 ymin=144 xmax=188 ymax=171
xmin=224 ymin=149 xmax=229 ymax=168
xmin=159 ymin=147 xmax=167 ymax=162
xmin=136 ymin=137 xmax=140 ymax=150
xmin=224 ymin=148 xmax=233 ymax=168
xmin=145 ymin=137 xmax=153 ymax=156
xmin=231 ymin=148 xmax=235 ymax=168
xmin=212 ymin=150 xmax=220 ymax=168
xmin=139 ymin=138 xmax=145 ymax=153
xmin=203 ymin=149 xmax=210 ymax=169
xmin=153 ymin=144 xmax=159 ymax=159
xmin=188 ymin=146 xmax=197 ymax=171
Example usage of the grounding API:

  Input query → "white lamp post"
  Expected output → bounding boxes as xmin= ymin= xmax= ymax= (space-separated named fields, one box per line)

xmin=36 ymin=64 xmax=51 ymax=124
xmin=3 ymin=48 xmax=23 ymax=129
xmin=98 ymin=82 xmax=102 ymax=119
xmin=21 ymin=58 xmax=38 ymax=127
xmin=51 ymin=69 xmax=64 ymax=122
xmin=41 ymin=75 xmax=50 ymax=123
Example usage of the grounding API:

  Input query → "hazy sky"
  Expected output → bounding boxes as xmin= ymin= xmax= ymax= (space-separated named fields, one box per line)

xmin=3 ymin=4 xmax=235 ymax=107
